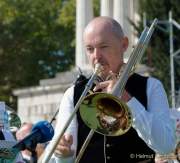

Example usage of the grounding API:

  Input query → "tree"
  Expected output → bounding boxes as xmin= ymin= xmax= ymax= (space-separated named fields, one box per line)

xmin=138 ymin=0 xmax=180 ymax=105
xmin=0 ymin=0 xmax=76 ymax=107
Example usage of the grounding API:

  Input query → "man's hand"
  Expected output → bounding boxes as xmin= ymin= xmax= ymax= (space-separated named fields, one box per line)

xmin=55 ymin=134 xmax=74 ymax=158
xmin=93 ymin=77 xmax=131 ymax=102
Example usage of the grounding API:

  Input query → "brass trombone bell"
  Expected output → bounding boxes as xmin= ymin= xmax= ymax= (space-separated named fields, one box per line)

xmin=79 ymin=92 xmax=132 ymax=136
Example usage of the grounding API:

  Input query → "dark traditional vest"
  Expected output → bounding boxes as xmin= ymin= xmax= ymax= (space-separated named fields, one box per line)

xmin=74 ymin=73 xmax=155 ymax=163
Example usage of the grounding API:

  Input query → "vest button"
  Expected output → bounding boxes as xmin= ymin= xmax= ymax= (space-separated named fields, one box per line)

xmin=106 ymin=143 xmax=110 ymax=147
xmin=107 ymin=156 xmax=111 ymax=160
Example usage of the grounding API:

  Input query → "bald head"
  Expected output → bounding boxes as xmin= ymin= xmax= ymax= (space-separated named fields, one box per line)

xmin=83 ymin=16 xmax=129 ymax=76
xmin=84 ymin=16 xmax=124 ymax=40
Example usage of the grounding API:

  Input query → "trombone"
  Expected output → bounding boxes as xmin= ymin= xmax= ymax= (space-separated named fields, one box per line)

xmin=40 ymin=18 xmax=158 ymax=163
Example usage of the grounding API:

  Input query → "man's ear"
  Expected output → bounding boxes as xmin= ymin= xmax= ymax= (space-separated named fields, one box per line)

xmin=121 ymin=37 xmax=129 ymax=53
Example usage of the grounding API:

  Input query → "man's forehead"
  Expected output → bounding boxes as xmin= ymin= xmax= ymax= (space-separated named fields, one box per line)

xmin=84 ymin=25 xmax=113 ymax=45
xmin=84 ymin=33 xmax=110 ymax=46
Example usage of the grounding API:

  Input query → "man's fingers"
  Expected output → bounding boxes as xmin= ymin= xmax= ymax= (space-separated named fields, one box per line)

xmin=55 ymin=145 xmax=73 ymax=157
xmin=55 ymin=134 xmax=74 ymax=157
xmin=60 ymin=134 xmax=73 ymax=146
xmin=55 ymin=145 xmax=70 ymax=155
xmin=93 ymin=82 xmax=109 ymax=92
xmin=64 ymin=134 xmax=73 ymax=145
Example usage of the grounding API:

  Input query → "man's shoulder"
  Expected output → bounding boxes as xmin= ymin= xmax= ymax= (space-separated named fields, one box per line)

xmin=127 ymin=73 xmax=148 ymax=85
xmin=133 ymin=73 xmax=162 ymax=85
xmin=63 ymin=85 xmax=74 ymax=98
xmin=146 ymin=76 xmax=162 ymax=86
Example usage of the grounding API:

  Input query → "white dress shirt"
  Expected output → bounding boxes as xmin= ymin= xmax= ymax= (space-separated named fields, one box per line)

xmin=50 ymin=76 xmax=176 ymax=163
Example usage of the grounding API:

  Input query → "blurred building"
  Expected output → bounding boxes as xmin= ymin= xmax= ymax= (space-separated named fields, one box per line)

xmin=13 ymin=0 xmax=140 ymax=124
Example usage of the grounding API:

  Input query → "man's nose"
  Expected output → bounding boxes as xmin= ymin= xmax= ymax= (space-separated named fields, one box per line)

xmin=94 ymin=48 xmax=102 ymax=60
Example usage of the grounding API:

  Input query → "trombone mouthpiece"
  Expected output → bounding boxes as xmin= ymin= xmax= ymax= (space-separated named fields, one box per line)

xmin=94 ymin=63 xmax=102 ymax=74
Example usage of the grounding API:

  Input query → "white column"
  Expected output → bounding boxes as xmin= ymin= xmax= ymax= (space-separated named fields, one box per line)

xmin=100 ymin=0 xmax=113 ymax=17
xmin=113 ymin=0 xmax=135 ymax=62
xmin=76 ymin=0 xmax=93 ymax=70
xmin=113 ymin=0 xmax=124 ymax=25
